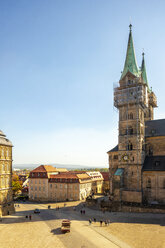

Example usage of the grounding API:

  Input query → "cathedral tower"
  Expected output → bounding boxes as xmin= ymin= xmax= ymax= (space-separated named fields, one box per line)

xmin=109 ymin=25 xmax=157 ymax=204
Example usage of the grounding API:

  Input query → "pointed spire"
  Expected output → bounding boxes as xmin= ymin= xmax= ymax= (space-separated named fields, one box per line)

xmin=121 ymin=24 xmax=140 ymax=80
xmin=141 ymin=52 xmax=149 ymax=89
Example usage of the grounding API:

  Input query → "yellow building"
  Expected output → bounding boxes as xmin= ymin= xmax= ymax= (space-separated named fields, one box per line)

xmin=0 ymin=130 xmax=15 ymax=216
xmin=29 ymin=165 xmax=68 ymax=201
xmin=48 ymin=173 xmax=92 ymax=201
xmin=86 ymin=171 xmax=103 ymax=194
xmin=29 ymin=165 xmax=96 ymax=202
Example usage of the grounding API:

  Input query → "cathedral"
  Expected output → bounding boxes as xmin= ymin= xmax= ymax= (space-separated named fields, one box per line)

xmin=108 ymin=25 xmax=165 ymax=206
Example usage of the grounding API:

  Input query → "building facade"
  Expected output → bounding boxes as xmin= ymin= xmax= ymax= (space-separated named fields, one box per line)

xmin=48 ymin=173 xmax=92 ymax=201
xmin=108 ymin=25 xmax=165 ymax=205
xmin=0 ymin=131 xmax=15 ymax=216
xmin=29 ymin=165 xmax=103 ymax=202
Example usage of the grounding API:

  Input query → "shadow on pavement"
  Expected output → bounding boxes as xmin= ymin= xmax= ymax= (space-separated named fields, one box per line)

xmin=1 ymin=201 xmax=165 ymax=227
xmin=51 ymin=227 xmax=63 ymax=235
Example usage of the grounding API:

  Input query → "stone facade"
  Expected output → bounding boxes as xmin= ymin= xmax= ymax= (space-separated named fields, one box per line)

xmin=0 ymin=131 xmax=15 ymax=216
xmin=108 ymin=25 xmax=165 ymax=206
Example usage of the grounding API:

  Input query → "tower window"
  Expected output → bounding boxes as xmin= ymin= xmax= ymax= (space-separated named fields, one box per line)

xmin=114 ymin=155 xmax=118 ymax=160
xmin=128 ymin=113 xmax=133 ymax=119
xmin=127 ymin=142 xmax=133 ymax=151
xmin=127 ymin=126 xmax=133 ymax=135
xmin=146 ymin=178 xmax=151 ymax=188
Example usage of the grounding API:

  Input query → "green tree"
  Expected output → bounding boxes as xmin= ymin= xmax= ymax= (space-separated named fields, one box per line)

xmin=12 ymin=175 xmax=22 ymax=195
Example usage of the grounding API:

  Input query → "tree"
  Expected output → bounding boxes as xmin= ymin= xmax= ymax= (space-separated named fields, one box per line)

xmin=12 ymin=175 xmax=23 ymax=195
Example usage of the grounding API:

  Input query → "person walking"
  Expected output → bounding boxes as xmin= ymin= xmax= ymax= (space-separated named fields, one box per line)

xmin=89 ymin=219 xmax=92 ymax=225
xmin=29 ymin=215 xmax=32 ymax=220
xmin=94 ymin=218 xmax=96 ymax=223
xmin=100 ymin=220 xmax=103 ymax=226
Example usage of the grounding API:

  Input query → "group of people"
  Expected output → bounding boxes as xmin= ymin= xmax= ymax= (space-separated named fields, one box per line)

xmin=25 ymin=215 xmax=32 ymax=220
xmin=80 ymin=209 xmax=85 ymax=215
xmin=88 ymin=218 xmax=110 ymax=226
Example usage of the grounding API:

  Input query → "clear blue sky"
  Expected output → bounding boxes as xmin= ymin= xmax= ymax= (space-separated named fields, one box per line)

xmin=1 ymin=0 xmax=165 ymax=166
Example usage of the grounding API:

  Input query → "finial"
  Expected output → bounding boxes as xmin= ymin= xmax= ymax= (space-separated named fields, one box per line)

xmin=129 ymin=23 xmax=132 ymax=31
xmin=142 ymin=52 xmax=145 ymax=58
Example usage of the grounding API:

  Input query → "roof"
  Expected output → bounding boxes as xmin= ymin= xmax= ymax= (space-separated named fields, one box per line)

xmin=141 ymin=52 xmax=149 ymax=90
xmin=100 ymin=172 xmax=109 ymax=181
xmin=50 ymin=173 xmax=78 ymax=179
xmin=143 ymin=156 xmax=165 ymax=171
xmin=114 ymin=168 xmax=124 ymax=176
xmin=56 ymin=168 xmax=68 ymax=172
xmin=76 ymin=173 xmax=90 ymax=179
xmin=107 ymin=145 xmax=118 ymax=153
xmin=145 ymin=119 xmax=165 ymax=137
xmin=121 ymin=25 xmax=140 ymax=80
xmin=31 ymin=165 xmax=57 ymax=173
xmin=0 ymin=130 xmax=13 ymax=146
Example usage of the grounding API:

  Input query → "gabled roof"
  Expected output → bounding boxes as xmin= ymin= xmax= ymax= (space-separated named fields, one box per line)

xmin=121 ymin=24 xmax=140 ymax=80
xmin=143 ymin=156 xmax=165 ymax=171
xmin=145 ymin=119 xmax=165 ymax=137
xmin=31 ymin=165 xmax=57 ymax=173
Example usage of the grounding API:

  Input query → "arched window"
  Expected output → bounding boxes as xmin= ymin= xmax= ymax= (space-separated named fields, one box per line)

xmin=1 ymin=149 xmax=4 ymax=157
xmin=146 ymin=178 xmax=151 ymax=188
xmin=128 ymin=113 xmax=133 ymax=120
xmin=127 ymin=142 xmax=133 ymax=151
xmin=128 ymin=126 xmax=133 ymax=135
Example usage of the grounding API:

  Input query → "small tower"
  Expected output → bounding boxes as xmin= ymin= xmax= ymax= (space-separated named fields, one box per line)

xmin=110 ymin=25 xmax=157 ymax=204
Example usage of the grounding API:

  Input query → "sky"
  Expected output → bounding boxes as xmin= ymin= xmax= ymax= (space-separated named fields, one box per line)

xmin=1 ymin=0 xmax=165 ymax=167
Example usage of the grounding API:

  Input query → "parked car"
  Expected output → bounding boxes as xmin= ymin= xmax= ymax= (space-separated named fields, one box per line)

xmin=34 ymin=209 xmax=40 ymax=214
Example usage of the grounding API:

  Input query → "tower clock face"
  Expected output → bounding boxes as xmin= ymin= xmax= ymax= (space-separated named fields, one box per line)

xmin=122 ymin=154 xmax=129 ymax=161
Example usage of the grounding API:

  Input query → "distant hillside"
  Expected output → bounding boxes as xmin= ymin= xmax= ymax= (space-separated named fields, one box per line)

xmin=13 ymin=163 xmax=107 ymax=170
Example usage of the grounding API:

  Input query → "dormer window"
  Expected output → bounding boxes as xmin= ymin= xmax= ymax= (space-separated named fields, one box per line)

xmin=155 ymin=161 xmax=160 ymax=167
xmin=151 ymin=129 xmax=156 ymax=135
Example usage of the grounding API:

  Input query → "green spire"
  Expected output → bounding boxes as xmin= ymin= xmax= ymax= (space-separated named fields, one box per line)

xmin=141 ymin=52 xmax=149 ymax=89
xmin=121 ymin=24 xmax=140 ymax=80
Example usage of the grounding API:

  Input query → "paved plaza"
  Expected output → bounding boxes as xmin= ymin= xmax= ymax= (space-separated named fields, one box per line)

xmin=0 ymin=201 xmax=165 ymax=248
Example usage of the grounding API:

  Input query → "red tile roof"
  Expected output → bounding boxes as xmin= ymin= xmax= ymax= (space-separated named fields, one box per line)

xmin=50 ymin=173 xmax=78 ymax=179
xmin=101 ymin=172 xmax=109 ymax=181
xmin=31 ymin=165 xmax=57 ymax=173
